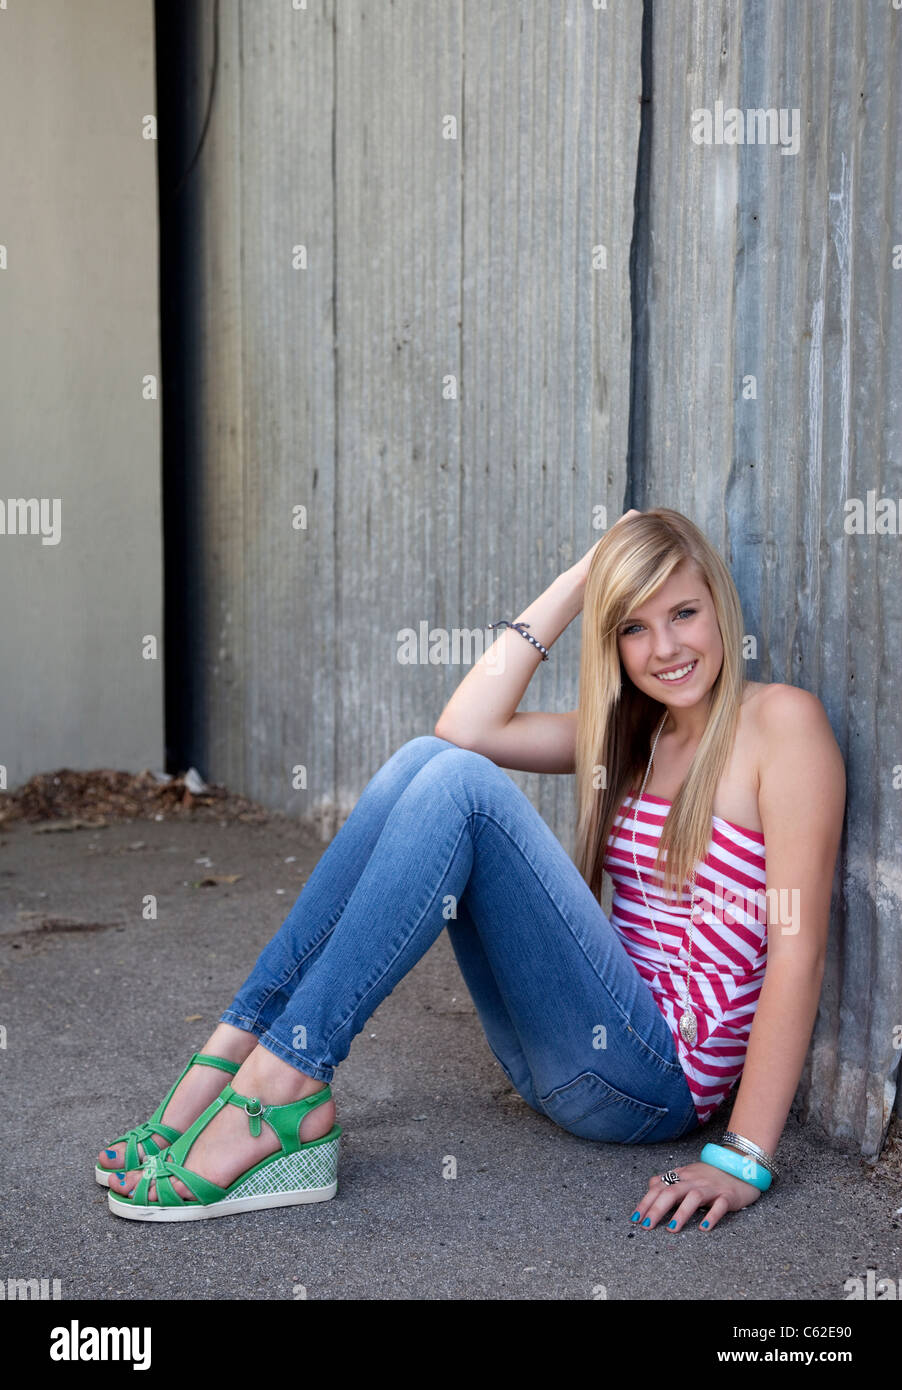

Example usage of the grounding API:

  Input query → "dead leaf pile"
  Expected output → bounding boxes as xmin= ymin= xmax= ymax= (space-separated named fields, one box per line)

xmin=0 ymin=767 xmax=271 ymax=827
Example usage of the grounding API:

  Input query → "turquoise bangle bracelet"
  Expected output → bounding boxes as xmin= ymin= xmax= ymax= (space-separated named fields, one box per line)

xmin=700 ymin=1142 xmax=773 ymax=1192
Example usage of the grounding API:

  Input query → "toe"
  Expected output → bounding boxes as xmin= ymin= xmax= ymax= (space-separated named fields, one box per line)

xmin=109 ymin=1169 xmax=196 ymax=1204
xmin=97 ymin=1144 xmax=124 ymax=1170
xmin=140 ymin=1179 xmax=194 ymax=1202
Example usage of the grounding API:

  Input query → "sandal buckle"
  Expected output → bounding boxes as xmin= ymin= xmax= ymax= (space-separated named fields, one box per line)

xmin=243 ymin=1096 xmax=265 ymax=1138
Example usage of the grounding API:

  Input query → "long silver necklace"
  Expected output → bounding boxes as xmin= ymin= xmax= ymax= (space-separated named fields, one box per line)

xmin=629 ymin=712 xmax=700 ymax=1046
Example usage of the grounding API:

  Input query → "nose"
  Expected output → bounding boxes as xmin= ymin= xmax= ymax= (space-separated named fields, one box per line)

xmin=649 ymin=625 xmax=682 ymax=663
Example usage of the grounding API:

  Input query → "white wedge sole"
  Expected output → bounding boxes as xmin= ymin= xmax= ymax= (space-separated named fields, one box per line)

xmin=108 ymin=1131 xmax=341 ymax=1222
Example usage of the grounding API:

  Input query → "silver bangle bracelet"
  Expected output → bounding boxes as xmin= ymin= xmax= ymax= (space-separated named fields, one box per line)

xmin=487 ymin=619 xmax=550 ymax=660
xmin=721 ymin=1130 xmax=780 ymax=1180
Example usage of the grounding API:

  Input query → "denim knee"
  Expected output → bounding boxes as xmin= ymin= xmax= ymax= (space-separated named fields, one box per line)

xmin=400 ymin=733 xmax=458 ymax=756
xmin=409 ymin=742 xmax=501 ymax=782
xmin=376 ymin=734 xmax=458 ymax=784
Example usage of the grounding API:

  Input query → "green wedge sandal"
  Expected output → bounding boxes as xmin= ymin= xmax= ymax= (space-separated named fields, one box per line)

xmin=107 ymin=1081 xmax=341 ymax=1222
xmin=95 ymin=1052 xmax=241 ymax=1187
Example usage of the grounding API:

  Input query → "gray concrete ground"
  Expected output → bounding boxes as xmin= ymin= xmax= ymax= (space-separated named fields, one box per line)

xmin=1 ymin=811 xmax=900 ymax=1301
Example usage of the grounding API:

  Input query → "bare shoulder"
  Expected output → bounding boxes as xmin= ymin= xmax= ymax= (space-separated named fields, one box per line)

xmin=753 ymin=680 xmax=835 ymax=731
xmin=750 ymin=681 xmax=846 ymax=793
xmin=747 ymin=684 xmax=845 ymax=968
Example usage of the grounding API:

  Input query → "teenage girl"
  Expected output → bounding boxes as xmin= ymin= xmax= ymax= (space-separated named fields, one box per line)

xmin=98 ymin=507 xmax=845 ymax=1233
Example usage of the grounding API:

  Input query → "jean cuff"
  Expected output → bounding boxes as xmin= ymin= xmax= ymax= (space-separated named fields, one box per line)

xmin=256 ymin=1029 xmax=335 ymax=1084
xmin=218 ymin=1009 xmax=268 ymax=1038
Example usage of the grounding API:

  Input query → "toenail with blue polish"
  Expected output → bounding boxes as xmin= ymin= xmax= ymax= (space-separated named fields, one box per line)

xmin=641 ymin=1217 xmax=651 ymax=1227
xmin=701 ymin=1220 xmax=709 ymax=1228
xmin=668 ymin=1219 xmax=677 ymax=1229
xmin=630 ymin=1211 xmax=640 ymax=1222
xmin=105 ymin=1149 xmax=117 ymax=1158
xmin=115 ymin=1171 xmax=125 ymax=1180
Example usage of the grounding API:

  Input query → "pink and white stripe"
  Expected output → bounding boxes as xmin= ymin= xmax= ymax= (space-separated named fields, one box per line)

xmin=603 ymin=790 xmax=768 ymax=1125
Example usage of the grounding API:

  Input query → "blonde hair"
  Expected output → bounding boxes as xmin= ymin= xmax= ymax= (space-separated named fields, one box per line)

xmin=573 ymin=508 xmax=746 ymax=901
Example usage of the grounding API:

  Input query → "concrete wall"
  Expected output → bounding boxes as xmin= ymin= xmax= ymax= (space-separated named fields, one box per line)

xmin=0 ymin=0 xmax=163 ymax=782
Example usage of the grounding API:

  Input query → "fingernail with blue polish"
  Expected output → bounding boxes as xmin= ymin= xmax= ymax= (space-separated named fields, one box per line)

xmin=105 ymin=1149 xmax=117 ymax=1158
xmin=641 ymin=1217 xmax=651 ymax=1227
xmin=701 ymin=1220 xmax=709 ymax=1228
xmin=630 ymin=1211 xmax=640 ymax=1222
xmin=668 ymin=1219 xmax=677 ymax=1229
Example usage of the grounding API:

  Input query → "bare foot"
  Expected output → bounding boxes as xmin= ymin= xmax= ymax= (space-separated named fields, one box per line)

xmin=109 ymin=1044 xmax=336 ymax=1203
xmin=96 ymin=1024 xmax=259 ymax=1174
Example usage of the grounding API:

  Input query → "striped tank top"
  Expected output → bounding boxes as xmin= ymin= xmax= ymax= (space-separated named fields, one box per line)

xmin=603 ymin=789 xmax=767 ymax=1125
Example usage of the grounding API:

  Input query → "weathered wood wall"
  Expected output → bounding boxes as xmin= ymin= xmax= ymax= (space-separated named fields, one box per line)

xmin=176 ymin=0 xmax=901 ymax=1158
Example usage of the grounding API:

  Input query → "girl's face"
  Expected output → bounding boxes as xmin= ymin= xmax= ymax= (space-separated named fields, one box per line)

xmin=615 ymin=560 xmax=723 ymax=712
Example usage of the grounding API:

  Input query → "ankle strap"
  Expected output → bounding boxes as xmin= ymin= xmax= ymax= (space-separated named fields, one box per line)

xmin=222 ymin=1082 xmax=332 ymax=1145
xmin=191 ymin=1051 xmax=242 ymax=1075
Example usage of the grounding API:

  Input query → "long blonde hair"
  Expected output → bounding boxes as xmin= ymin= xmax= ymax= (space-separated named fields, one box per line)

xmin=573 ymin=508 xmax=746 ymax=901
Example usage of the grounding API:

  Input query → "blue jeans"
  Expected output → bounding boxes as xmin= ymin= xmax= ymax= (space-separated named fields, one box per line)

xmin=220 ymin=736 xmax=700 ymax=1145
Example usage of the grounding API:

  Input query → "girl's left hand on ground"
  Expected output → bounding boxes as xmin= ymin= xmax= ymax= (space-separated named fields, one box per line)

xmin=629 ymin=1160 xmax=762 ymax=1232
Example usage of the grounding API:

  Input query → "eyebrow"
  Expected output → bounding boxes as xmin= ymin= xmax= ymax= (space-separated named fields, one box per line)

xmin=620 ymin=598 xmax=702 ymax=624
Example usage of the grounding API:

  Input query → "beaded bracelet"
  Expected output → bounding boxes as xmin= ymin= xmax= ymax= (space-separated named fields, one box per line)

xmin=487 ymin=619 xmax=550 ymax=660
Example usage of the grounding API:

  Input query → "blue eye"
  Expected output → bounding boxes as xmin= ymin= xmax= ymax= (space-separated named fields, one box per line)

xmin=619 ymin=607 xmax=697 ymax=636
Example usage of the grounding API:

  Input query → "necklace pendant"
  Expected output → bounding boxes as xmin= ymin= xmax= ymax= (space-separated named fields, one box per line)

xmin=679 ymin=1009 xmax=697 ymax=1045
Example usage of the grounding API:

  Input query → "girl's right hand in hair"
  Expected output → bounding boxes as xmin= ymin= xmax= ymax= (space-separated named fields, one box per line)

xmin=569 ymin=509 xmax=642 ymax=589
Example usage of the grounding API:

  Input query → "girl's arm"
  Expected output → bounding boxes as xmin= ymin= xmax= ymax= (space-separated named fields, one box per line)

xmin=720 ymin=684 xmax=846 ymax=1158
xmin=434 ymin=512 xmax=640 ymax=773
xmin=433 ymin=559 xmax=587 ymax=774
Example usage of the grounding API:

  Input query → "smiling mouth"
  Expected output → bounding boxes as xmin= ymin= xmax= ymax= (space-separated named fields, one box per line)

xmin=653 ymin=659 xmax=698 ymax=682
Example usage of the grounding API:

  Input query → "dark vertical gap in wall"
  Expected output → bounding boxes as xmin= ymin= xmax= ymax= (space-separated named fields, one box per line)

xmin=331 ymin=0 xmax=340 ymax=820
xmin=625 ymin=0 xmax=653 ymax=510
xmin=154 ymin=0 xmax=210 ymax=774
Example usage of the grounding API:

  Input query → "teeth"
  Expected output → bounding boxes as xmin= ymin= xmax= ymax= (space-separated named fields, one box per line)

xmin=655 ymin=660 xmax=696 ymax=681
